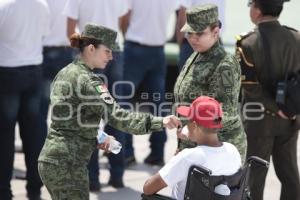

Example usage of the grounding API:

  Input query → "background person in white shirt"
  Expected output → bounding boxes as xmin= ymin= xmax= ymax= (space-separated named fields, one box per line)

xmin=40 ymin=0 xmax=75 ymax=172
xmin=120 ymin=0 xmax=179 ymax=167
xmin=0 ymin=0 xmax=50 ymax=199
xmin=143 ymin=96 xmax=241 ymax=200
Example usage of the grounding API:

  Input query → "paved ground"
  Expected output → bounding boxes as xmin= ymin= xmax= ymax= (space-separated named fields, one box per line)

xmin=12 ymin=128 xmax=300 ymax=200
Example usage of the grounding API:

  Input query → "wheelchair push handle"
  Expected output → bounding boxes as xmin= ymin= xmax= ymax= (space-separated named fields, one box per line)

xmin=191 ymin=165 xmax=212 ymax=176
xmin=247 ymin=156 xmax=269 ymax=168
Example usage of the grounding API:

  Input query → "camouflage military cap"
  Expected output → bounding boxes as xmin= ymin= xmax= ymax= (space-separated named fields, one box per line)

xmin=81 ymin=23 xmax=118 ymax=51
xmin=181 ymin=4 xmax=219 ymax=33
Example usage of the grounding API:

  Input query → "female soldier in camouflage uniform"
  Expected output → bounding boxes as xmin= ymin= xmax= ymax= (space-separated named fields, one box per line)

xmin=174 ymin=4 xmax=247 ymax=159
xmin=37 ymin=24 xmax=181 ymax=200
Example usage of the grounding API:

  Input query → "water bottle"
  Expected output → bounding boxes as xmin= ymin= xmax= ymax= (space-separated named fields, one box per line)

xmin=214 ymin=184 xmax=231 ymax=196
xmin=108 ymin=139 xmax=122 ymax=154
xmin=97 ymin=131 xmax=122 ymax=154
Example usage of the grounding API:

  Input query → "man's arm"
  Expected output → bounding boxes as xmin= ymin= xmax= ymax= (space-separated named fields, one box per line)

xmin=67 ymin=17 xmax=77 ymax=38
xmin=143 ymin=173 xmax=167 ymax=195
xmin=176 ymin=6 xmax=187 ymax=46
xmin=119 ymin=10 xmax=131 ymax=36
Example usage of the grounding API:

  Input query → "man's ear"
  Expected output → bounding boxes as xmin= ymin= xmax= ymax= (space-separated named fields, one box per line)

xmin=252 ymin=4 xmax=262 ymax=21
xmin=213 ymin=27 xmax=220 ymax=38
xmin=87 ymin=44 xmax=95 ymax=52
xmin=193 ymin=121 xmax=203 ymax=133
xmin=192 ymin=121 xmax=198 ymax=129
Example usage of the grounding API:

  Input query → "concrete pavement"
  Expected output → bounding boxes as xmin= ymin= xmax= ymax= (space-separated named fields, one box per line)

xmin=12 ymin=128 xmax=299 ymax=200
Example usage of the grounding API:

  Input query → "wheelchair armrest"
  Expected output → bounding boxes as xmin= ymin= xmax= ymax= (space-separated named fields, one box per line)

xmin=247 ymin=156 xmax=269 ymax=168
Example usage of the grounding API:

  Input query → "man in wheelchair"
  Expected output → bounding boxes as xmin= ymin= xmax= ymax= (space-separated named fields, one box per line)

xmin=143 ymin=96 xmax=242 ymax=200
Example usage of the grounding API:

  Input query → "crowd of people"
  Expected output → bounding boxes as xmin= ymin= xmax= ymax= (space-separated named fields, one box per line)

xmin=0 ymin=0 xmax=299 ymax=200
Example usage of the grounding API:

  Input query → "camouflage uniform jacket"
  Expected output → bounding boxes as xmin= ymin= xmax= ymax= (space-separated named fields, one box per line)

xmin=38 ymin=59 xmax=163 ymax=166
xmin=174 ymin=42 xmax=245 ymax=151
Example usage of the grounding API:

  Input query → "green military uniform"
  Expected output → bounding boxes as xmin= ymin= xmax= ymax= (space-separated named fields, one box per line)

xmin=236 ymin=1 xmax=300 ymax=199
xmin=38 ymin=24 xmax=163 ymax=200
xmin=174 ymin=4 xmax=247 ymax=160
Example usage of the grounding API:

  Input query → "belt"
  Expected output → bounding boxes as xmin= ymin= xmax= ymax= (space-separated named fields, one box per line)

xmin=44 ymin=46 xmax=71 ymax=50
xmin=0 ymin=64 xmax=41 ymax=71
xmin=126 ymin=40 xmax=164 ymax=48
xmin=43 ymin=46 xmax=72 ymax=54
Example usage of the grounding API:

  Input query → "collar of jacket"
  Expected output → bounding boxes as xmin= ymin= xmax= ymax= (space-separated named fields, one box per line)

xmin=257 ymin=20 xmax=280 ymax=29
xmin=73 ymin=57 xmax=93 ymax=72
xmin=196 ymin=41 xmax=226 ymax=62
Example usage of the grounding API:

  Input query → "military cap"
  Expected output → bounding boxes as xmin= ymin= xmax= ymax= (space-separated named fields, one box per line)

xmin=81 ymin=23 xmax=118 ymax=50
xmin=181 ymin=4 xmax=219 ymax=33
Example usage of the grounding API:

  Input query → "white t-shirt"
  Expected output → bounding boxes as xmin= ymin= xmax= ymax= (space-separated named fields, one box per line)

xmin=159 ymin=142 xmax=241 ymax=200
xmin=0 ymin=0 xmax=50 ymax=67
xmin=63 ymin=0 xmax=129 ymax=42
xmin=43 ymin=0 xmax=70 ymax=46
xmin=125 ymin=0 xmax=179 ymax=46
xmin=179 ymin=0 xmax=225 ymax=31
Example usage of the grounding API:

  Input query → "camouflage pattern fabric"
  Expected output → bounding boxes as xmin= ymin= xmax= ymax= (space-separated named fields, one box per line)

xmin=181 ymin=4 xmax=219 ymax=33
xmin=38 ymin=162 xmax=89 ymax=200
xmin=174 ymin=42 xmax=247 ymax=161
xmin=38 ymin=58 xmax=163 ymax=199
xmin=81 ymin=23 xmax=118 ymax=51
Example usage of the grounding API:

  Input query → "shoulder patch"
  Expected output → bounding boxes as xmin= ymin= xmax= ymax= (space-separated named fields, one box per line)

xmin=99 ymin=92 xmax=114 ymax=105
xmin=220 ymin=66 xmax=234 ymax=88
xmin=95 ymin=85 xmax=108 ymax=94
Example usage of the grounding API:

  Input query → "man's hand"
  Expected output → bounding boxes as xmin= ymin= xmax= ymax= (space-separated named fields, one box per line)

xmin=176 ymin=125 xmax=189 ymax=140
xmin=163 ymin=115 xmax=182 ymax=129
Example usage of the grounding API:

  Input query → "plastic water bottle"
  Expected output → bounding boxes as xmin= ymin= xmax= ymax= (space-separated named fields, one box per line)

xmin=214 ymin=184 xmax=231 ymax=196
xmin=97 ymin=131 xmax=122 ymax=154
xmin=108 ymin=139 xmax=122 ymax=154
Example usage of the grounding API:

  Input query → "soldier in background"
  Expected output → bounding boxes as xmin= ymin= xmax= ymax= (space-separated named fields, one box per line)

xmin=175 ymin=4 xmax=247 ymax=160
xmin=236 ymin=0 xmax=300 ymax=199
xmin=38 ymin=24 xmax=181 ymax=200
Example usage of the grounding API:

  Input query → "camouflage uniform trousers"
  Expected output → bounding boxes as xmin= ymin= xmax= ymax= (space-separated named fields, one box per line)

xmin=38 ymin=161 xmax=89 ymax=200
xmin=179 ymin=125 xmax=247 ymax=163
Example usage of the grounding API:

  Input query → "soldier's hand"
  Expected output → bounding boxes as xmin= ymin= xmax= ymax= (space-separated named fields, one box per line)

xmin=163 ymin=115 xmax=182 ymax=129
xmin=176 ymin=125 xmax=189 ymax=140
xmin=97 ymin=136 xmax=115 ymax=152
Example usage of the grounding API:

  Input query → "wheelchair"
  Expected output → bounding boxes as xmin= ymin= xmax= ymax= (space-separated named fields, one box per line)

xmin=141 ymin=156 xmax=269 ymax=200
